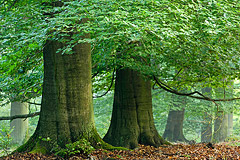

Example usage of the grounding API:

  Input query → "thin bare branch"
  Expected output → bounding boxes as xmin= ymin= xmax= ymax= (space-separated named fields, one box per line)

xmin=27 ymin=101 xmax=41 ymax=105
xmin=93 ymin=68 xmax=115 ymax=98
xmin=6 ymin=0 xmax=18 ymax=12
xmin=0 ymin=111 xmax=40 ymax=121
xmin=153 ymin=76 xmax=240 ymax=102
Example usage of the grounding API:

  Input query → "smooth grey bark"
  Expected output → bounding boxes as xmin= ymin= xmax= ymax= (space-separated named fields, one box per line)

xmin=201 ymin=87 xmax=212 ymax=142
xmin=227 ymin=82 xmax=234 ymax=136
xmin=228 ymin=113 xmax=233 ymax=136
xmin=103 ymin=68 xmax=168 ymax=149
xmin=10 ymin=102 xmax=28 ymax=145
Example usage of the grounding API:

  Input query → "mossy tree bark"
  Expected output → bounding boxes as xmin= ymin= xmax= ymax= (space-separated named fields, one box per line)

xmin=17 ymin=32 xmax=108 ymax=153
xmin=201 ymin=87 xmax=213 ymax=142
xmin=103 ymin=68 xmax=168 ymax=149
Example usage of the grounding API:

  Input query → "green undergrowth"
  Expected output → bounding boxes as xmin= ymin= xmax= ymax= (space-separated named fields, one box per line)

xmin=15 ymin=132 xmax=39 ymax=153
xmin=225 ymin=135 xmax=240 ymax=142
xmin=55 ymin=138 xmax=128 ymax=159
xmin=43 ymin=138 xmax=128 ymax=159
xmin=14 ymin=134 xmax=129 ymax=159
xmin=29 ymin=141 xmax=47 ymax=155
xmin=0 ymin=124 xmax=14 ymax=157
xmin=54 ymin=139 xmax=95 ymax=158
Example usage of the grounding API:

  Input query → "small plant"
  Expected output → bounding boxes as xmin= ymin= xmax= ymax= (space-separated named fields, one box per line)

xmin=116 ymin=154 xmax=122 ymax=158
xmin=225 ymin=135 xmax=240 ymax=142
xmin=40 ymin=136 xmax=51 ymax=142
xmin=0 ymin=124 xmax=13 ymax=156
xmin=184 ymin=155 xmax=191 ymax=158
xmin=55 ymin=139 xmax=95 ymax=158
xmin=225 ymin=135 xmax=240 ymax=146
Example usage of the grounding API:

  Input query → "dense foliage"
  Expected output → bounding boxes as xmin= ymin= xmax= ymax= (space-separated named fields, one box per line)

xmin=1 ymin=0 xmax=240 ymax=105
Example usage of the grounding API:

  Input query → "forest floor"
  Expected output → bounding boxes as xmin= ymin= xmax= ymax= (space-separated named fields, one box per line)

xmin=1 ymin=142 xmax=240 ymax=160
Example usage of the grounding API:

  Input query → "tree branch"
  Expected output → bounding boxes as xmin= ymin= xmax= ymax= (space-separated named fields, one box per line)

xmin=92 ymin=71 xmax=99 ymax=79
xmin=93 ymin=68 xmax=115 ymax=98
xmin=27 ymin=101 xmax=41 ymax=105
xmin=0 ymin=0 xmax=7 ymax=6
xmin=6 ymin=0 xmax=19 ymax=12
xmin=0 ymin=112 xmax=40 ymax=121
xmin=153 ymin=76 xmax=240 ymax=102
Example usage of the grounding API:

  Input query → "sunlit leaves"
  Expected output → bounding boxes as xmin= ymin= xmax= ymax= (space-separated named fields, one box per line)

xmin=0 ymin=0 xmax=239 ymax=103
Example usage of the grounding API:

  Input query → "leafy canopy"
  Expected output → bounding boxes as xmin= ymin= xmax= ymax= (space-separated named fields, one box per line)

xmin=0 ymin=0 xmax=240 ymax=103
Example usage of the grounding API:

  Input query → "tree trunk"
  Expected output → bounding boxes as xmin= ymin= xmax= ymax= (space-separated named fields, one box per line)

xmin=201 ymin=112 xmax=212 ymax=142
xmin=213 ymin=86 xmax=229 ymax=142
xmin=227 ymin=82 xmax=234 ymax=136
xmin=162 ymin=90 xmax=187 ymax=143
xmin=201 ymin=87 xmax=212 ymax=142
xmin=17 ymin=31 xmax=108 ymax=153
xmin=10 ymin=102 xmax=28 ymax=145
xmin=228 ymin=113 xmax=233 ymax=136
xmin=103 ymin=68 xmax=168 ymax=149
xmin=163 ymin=108 xmax=187 ymax=142
xmin=213 ymin=111 xmax=228 ymax=142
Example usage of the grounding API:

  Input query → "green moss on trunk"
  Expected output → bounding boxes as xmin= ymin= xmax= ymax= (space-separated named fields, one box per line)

xmin=15 ymin=22 xmax=113 ymax=154
xmin=104 ymin=68 xmax=169 ymax=149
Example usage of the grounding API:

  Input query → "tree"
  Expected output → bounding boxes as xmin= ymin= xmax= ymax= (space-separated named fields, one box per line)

xmin=213 ymin=85 xmax=233 ymax=142
xmin=227 ymin=82 xmax=234 ymax=136
xmin=1 ymin=1 xmax=115 ymax=153
xmin=96 ymin=0 xmax=239 ymax=147
xmin=201 ymin=87 xmax=213 ymax=142
xmin=17 ymin=29 xmax=118 ymax=152
xmin=213 ymin=111 xmax=228 ymax=142
xmin=201 ymin=113 xmax=213 ymax=143
xmin=163 ymin=95 xmax=187 ymax=142
xmin=10 ymin=102 xmax=28 ymax=145
xmin=103 ymin=68 xmax=169 ymax=149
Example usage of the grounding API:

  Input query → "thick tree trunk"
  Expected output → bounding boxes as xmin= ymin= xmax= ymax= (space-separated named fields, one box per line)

xmin=17 ymin=32 xmax=108 ymax=153
xmin=213 ymin=111 xmax=228 ymax=142
xmin=103 ymin=68 xmax=168 ymax=149
xmin=163 ymin=108 xmax=187 ymax=142
xmin=201 ymin=87 xmax=212 ymax=142
xmin=10 ymin=102 xmax=28 ymax=145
